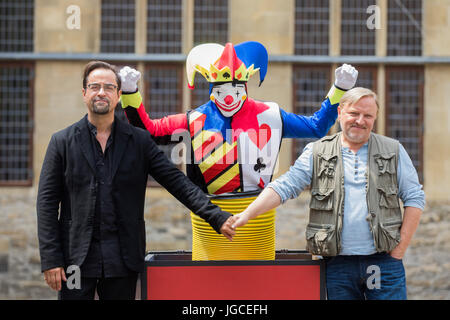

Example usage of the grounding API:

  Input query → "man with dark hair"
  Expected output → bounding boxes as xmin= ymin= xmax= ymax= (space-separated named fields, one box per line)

xmin=82 ymin=60 xmax=122 ymax=91
xmin=37 ymin=61 xmax=235 ymax=300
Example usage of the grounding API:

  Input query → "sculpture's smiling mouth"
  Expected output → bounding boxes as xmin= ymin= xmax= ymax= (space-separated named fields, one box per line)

xmin=215 ymin=100 xmax=241 ymax=111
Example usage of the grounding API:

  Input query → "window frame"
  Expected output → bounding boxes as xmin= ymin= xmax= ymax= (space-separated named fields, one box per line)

xmin=340 ymin=0 xmax=377 ymax=56
xmin=387 ymin=0 xmax=423 ymax=57
xmin=144 ymin=63 xmax=184 ymax=187
xmin=291 ymin=64 xmax=332 ymax=163
xmin=385 ymin=65 xmax=424 ymax=183
xmin=294 ymin=0 xmax=330 ymax=56
xmin=193 ymin=0 xmax=229 ymax=46
xmin=146 ymin=0 xmax=183 ymax=54
xmin=100 ymin=0 xmax=137 ymax=54
xmin=0 ymin=61 xmax=34 ymax=187
xmin=0 ymin=0 xmax=34 ymax=53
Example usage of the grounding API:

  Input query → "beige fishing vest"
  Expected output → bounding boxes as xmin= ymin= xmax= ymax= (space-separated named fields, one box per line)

xmin=307 ymin=132 xmax=403 ymax=256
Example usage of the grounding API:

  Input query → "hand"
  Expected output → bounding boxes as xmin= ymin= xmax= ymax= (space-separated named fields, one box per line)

xmin=334 ymin=64 xmax=358 ymax=90
xmin=118 ymin=66 xmax=141 ymax=93
xmin=43 ymin=267 xmax=67 ymax=291
xmin=220 ymin=216 xmax=236 ymax=241
xmin=389 ymin=246 xmax=405 ymax=260
xmin=231 ymin=212 xmax=249 ymax=229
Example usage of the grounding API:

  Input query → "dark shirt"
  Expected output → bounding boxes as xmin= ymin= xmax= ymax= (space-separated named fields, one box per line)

xmin=81 ymin=118 xmax=134 ymax=278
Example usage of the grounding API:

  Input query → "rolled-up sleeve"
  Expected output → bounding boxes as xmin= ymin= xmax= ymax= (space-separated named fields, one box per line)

xmin=268 ymin=142 xmax=314 ymax=203
xmin=397 ymin=143 xmax=425 ymax=210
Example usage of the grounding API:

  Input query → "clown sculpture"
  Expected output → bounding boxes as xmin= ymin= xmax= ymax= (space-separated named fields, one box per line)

xmin=119 ymin=42 xmax=358 ymax=260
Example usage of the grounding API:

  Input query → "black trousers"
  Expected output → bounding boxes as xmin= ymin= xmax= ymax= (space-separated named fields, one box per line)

xmin=58 ymin=274 xmax=138 ymax=300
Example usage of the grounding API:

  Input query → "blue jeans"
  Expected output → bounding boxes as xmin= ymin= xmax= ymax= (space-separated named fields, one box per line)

xmin=325 ymin=253 xmax=407 ymax=300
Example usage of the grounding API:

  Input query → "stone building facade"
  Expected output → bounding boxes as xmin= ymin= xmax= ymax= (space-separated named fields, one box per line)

xmin=0 ymin=0 xmax=449 ymax=299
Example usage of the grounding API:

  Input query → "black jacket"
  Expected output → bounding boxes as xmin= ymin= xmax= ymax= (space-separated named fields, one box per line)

xmin=37 ymin=115 xmax=232 ymax=273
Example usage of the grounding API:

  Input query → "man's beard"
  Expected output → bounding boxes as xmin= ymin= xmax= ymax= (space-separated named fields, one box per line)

xmin=91 ymin=98 xmax=110 ymax=114
xmin=345 ymin=124 xmax=369 ymax=143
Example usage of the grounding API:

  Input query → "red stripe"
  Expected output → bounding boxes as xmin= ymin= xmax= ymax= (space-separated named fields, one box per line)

xmin=137 ymin=103 xmax=153 ymax=132
xmin=214 ymin=174 xmax=241 ymax=195
xmin=258 ymin=178 xmax=265 ymax=189
xmin=194 ymin=132 xmax=223 ymax=162
xmin=202 ymin=147 xmax=238 ymax=184
xmin=190 ymin=114 xmax=206 ymax=138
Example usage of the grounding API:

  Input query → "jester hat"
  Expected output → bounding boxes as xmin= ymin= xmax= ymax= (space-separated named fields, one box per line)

xmin=186 ymin=41 xmax=268 ymax=89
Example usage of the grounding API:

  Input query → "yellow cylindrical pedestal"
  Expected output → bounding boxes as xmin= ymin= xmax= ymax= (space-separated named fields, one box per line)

xmin=191 ymin=194 xmax=276 ymax=261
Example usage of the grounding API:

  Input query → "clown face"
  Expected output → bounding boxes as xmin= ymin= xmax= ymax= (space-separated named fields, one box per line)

xmin=210 ymin=82 xmax=247 ymax=117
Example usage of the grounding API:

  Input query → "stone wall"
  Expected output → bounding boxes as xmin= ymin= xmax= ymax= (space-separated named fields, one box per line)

xmin=0 ymin=188 xmax=448 ymax=300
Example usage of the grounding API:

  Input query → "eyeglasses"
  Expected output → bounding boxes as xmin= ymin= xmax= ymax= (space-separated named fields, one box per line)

xmin=86 ymin=83 xmax=118 ymax=93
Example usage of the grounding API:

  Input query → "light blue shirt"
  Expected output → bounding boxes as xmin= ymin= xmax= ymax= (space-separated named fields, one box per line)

xmin=268 ymin=139 xmax=425 ymax=255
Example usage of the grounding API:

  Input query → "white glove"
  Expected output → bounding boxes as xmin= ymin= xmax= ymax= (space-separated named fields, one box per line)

xmin=118 ymin=66 xmax=141 ymax=93
xmin=334 ymin=64 xmax=358 ymax=90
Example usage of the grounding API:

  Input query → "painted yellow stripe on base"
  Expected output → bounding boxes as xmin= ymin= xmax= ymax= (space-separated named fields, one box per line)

xmin=191 ymin=196 xmax=276 ymax=261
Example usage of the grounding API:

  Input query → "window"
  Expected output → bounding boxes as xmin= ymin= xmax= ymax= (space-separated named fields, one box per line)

xmin=292 ymin=65 xmax=331 ymax=159
xmin=193 ymin=0 xmax=228 ymax=46
xmin=145 ymin=65 xmax=182 ymax=118
xmin=354 ymin=66 xmax=377 ymax=91
xmin=0 ymin=63 xmax=34 ymax=185
xmin=385 ymin=67 xmax=424 ymax=182
xmin=147 ymin=0 xmax=183 ymax=54
xmin=0 ymin=0 xmax=34 ymax=52
xmin=191 ymin=0 xmax=228 ymax=107
xmin=341 ymin=0 xmax=376 ymax=56
xmin=144 ymin=65 xmax=183 ymax=184
xmin=387 ymin=0 xmax=422 ymax=56
xmin=294 ymin=0 xmax=329 ymax=55
xmin=100 ymin=0 xmax=136 ymax=53
xmin=190 ymin=76 xmax=210 ymax=109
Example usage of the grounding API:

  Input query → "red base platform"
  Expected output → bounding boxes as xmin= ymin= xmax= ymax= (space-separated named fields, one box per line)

xmin=141 ymin=250 xmax=326 ymax=300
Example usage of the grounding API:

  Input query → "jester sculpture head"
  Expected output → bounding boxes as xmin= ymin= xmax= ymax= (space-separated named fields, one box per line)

xmin=186 ymin=41 xmax=268 ymax=117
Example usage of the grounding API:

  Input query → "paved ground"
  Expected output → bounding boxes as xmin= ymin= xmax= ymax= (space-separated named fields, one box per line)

xmin=0 ymin=191 xmax=448 ymax=300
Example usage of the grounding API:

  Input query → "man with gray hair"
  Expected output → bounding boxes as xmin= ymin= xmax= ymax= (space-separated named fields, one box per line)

xmin=231 ymin=87 xmax=425 ymax=300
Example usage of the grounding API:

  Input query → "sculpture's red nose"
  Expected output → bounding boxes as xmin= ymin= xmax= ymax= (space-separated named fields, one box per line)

xmin=224 ymin=95 xmax=234 ymax=105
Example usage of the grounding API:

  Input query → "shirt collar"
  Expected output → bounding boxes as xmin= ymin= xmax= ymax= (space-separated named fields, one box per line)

xmin=342 ymin=141 xmax=369 ymax=155
xmin=85 ymin=116 xmax=116 ymax=137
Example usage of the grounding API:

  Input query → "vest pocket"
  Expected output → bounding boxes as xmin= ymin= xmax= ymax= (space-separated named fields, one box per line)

xmin=378 ymin=221 xmax=402 ymax=252
xmin=377 ymin=186 xmax=400 ymax=208
xmin=310 ymin=188 xmax=334 ymax=211
xmin=318 ymin=154 xmax=337 ymax=178
xmin=374 ymin=153 xmax=396 ymax=175
xmin=306 ymin=223 xmax=337 ymax=256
